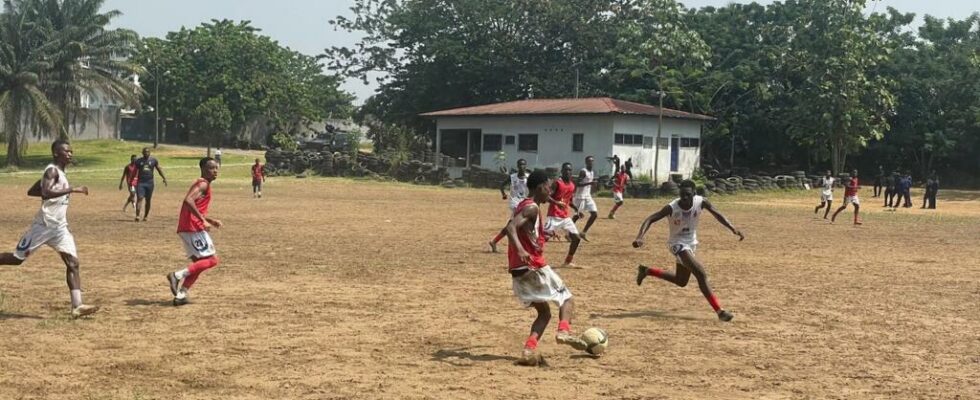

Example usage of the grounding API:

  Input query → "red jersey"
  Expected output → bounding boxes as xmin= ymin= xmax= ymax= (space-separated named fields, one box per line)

xmin=612 ymin=171 xmax=629 ymax=193
xmin=125 ymin=164 xmax=139 ymax=186
xmin=177 ymin=178 xmax=212 ymax=233
xmin=547 ymin=178 xmax=576 ymax=219
xmin=845 ymin=177 xmax=859 ymax=197
xmin=251 ymin=163 xmax=264 ymax=181
xmin=508 ymin=198 xmax=548 ymax=270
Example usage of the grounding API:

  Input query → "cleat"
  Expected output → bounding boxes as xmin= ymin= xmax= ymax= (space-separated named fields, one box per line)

xmin=487 ymin=240 xmax=498 ymax=253
xmin=854 ymin=221 xmax=863 ymax=225
xmin=559 ymin=262 xmax=577 ymax=269
xmin=717 ymin=309 xmax=734 ymax=322
xmin=636 ymin=265 xmax=649 ymax=286
xmin=173 ymin=296 xmax=189 ymax=307
xmin=141 ymin=217 xmax=148 ymax=222
xmin=134 ymin=217 xmax=140 ymax=222
xmin=607 ymin=213 xmax=615 ymax=220
xmin=579 ymin=233 xmax=590 ymax=242
xmin=71 ymin=304 xmax=99 ymax=319
xmin=556 ymin=331 xmax=588 ymax=351
xmin=516 ymin=348 xmax=543 ymax=366
xmin=167 ymin=272 xmax=180 ymax=296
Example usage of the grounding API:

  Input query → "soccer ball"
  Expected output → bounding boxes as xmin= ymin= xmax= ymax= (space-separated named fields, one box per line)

xmin=581 ymin=327 xmax=608 ymax=356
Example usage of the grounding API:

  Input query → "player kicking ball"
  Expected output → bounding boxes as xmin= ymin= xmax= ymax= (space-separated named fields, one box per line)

xmin=633 ymin=180 xmax=743 ymax=322
xmin=506 ymin=170 xmax=589 ymax=366
xmin=167 ymin=158 xmax=222 ymax=306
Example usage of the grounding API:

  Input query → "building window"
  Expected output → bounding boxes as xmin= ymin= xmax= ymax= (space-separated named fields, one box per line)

xmin=572 ymin=133 xmax=584 ymax=152
xmin=657 ymin=138 xmax=668 ymax=149
xmin=483 ymin=134 xmax=502 ymax=151
xmin=643 ymin=136 xmax=654 ymax=149
xmin=505 ymin=135 xmax=515 ymax=145
xmin=614 ymin=133 xmax=644 ymax=146
xmin=680 ymin=138 xmax=700 ymax=148
xmin=518 ymin=134 xmax=538 ymax=152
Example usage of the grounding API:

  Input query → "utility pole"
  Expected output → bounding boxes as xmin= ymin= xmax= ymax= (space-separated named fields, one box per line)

xmin=653 ymin=90 xmax=664 ymax=185
xmin=154 ymin=75 xmax=159 ymax=148
xmin=730 ymin=112 xmax=737 ymax=177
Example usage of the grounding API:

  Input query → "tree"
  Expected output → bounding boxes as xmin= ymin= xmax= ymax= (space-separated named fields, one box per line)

xmin=190 ymin=96 xmax=231 ymax=155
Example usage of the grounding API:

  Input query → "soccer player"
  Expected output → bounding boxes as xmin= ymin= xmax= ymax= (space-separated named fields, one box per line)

xmin=507 ymin=170 xmax=588 ymax=366
xmin=134 ymin=147 xmax=168 ymax=222
xmin=813 ymin=170 xmax=835 ymax=219
xmin=633 ymin=180 xmax=743 ymax=322
xmin=166 ymin=158 xmax=222 ymax=306
xmin=831 ymin=169 xmax=862 ymax=225
xmin=0 ymin=140 xmax=99 ymax=318
xmin=214 ymin=147 xmax=222 ymax=166
xmin=545 ymin=162 xmax=582 ymax=268
xmin=251 ymin=158 xmax=266 ymax=198
xmin=487 ymin=159 xmax=528 ymax=253
xmin=119 ymin=154 xmax=138 ymax=212
xmin=571 ymin=155 xmax=599 ymax=240
xmin=607 ymin=160 xmax=630 ymax=219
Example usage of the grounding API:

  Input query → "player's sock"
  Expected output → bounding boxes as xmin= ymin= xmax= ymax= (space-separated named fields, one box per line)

xmin=174 ymin=268 xmax=190 ymax=280
xmin=705 ymin=294 xmax=722 ymax=313
xmin=524 ymin=334 xmax=539 ymax=350
xmin=557 ymin=320 xmax=571 ymax=333
xmin=647 ymin=267 xmax=665 ymax=278
xmin=70 ymin=289 xmax=82 ymax=308
xmin=187 ymin=256 xmax=219 ymax=276
xmin=491 ymin=232 xmax=506 ymax=244
xmin=564 ymin=255 xmax=574 ymax=264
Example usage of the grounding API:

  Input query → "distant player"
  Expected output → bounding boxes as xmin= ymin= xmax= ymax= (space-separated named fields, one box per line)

xmin=134 ymin=147 xmax=168 ymax=222
xmin=633 ymin=180 xmax=743 ymax=322
xmin=607 ymin=160 xmax=630 ymax=219
xmin=487 ymin=159 xmax=528 ymax=253
xmin=166 ymin=158 xmax=222 ymax=306
xmin=0 ymin=140 xmax=99 ymax=318
xmin=571 ymin=155 xmax=599 ymax=240
xmin=251 ymin=158 xmax=265 ymax=198
xmin=831 ymin=169 xmax=862 ymax=225
xmin=507 ymin=170 xmax=588 ymax=366
xmin=214 ymin=147 xmax=222 ymax=165
xmin=545 ymin=162 xmax=582 ymax=268
xmin=119 ymin=154 xmax=138 ymax=212
xmin=813 ymin=170 xmax=834 ymax=219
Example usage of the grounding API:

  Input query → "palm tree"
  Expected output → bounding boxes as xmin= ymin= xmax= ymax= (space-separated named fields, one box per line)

xmin=0 ymin=0 xmax=63 ymax=167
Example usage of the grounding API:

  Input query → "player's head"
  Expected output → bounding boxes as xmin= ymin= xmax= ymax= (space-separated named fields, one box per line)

xmin=51 ymin=139 xmax=72 ymax=164
xmin=200 ymin=157 xmax=219 ymax=181
xmin=851 ymin=169 xmax=858 ymax=177
xmin=254 ymin=158 xmax=261 ymax=164
xmin=561 ymin=162 xmax=573 ymax=179
xmin=130 ymin=154 xmax=137 ymax=163
xmin=678 ymin=179 xmax=696 ymax=202
xmin=516 ymin=158 xmax=527 ymax=173
xmin=825 ymin=170 xmax=831 ymax=177
xmin=141 ymin=147 xmax=150 ymax=158
xmin=527 ymin=170 xmax=551 ymax=203
xmin=585 ymin=155 xmax=594 ymax=169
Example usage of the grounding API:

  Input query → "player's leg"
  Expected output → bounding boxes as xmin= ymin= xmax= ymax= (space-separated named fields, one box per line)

xmin=582 ymin=211 xmax=598 ymax=237
xmin=677 ymin=250 xmax=733 ymax=321
xmin=517 ymin=301 xmax=551 ymax=365
xmin=488 ymin=224 xmax=507 ymax=253
xmin=823 ymin=200 xmax=833 ymax=219
xmin=58 ymin=252 xmax=96 ymax=317
xmin=142 ymin=185 xmax=154 ymax=221
xmin=853 ymin=201 xmax=862 ymax=224
xmin=0 ymin=253 xmax=25 ymax=265
xmin=637 ymin=260 xmax=691 ymax=287
xmin=562 ymin=232 xmax=581 ymax=268
xmin=609 ymin=193 xmax=623 ymax=219
xmin=135 ymin=184 xmax=146 ymax=221
xmin=814 ymin=200 xmax=825 ymax=214
xmin=830 ymin=201 xmax=848 ymax=222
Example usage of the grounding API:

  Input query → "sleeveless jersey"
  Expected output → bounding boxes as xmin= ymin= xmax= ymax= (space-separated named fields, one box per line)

xmin=613 ymin=171 xmax=629 ymax=193
xmin=667 ymin=195 xmax=704 ymax=246
xmin=177 ymin=178 xmax=212 ymax=233
xmin=821 ymin=177 xmax=835 ymax=196
xmin=34 ymin=164 xmax=71 ymax=228
xmin=508 ymin=198 xmax=547 ymax=270
xmin=548 ymin=178 xmax=576 ymax=219
xmin=845 ymin=177 xmax=859 ymax=197
xmin=575 ymin=168 xmax=594 ymax=198
xmin=509 ymin=172 xmax=528 ymax=200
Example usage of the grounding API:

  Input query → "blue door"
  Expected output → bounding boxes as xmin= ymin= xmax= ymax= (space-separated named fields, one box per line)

xmin=670 ymin=137 xmax=679 ymax=172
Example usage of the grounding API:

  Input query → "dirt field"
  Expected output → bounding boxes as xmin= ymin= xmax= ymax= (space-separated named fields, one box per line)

xmin=1 ymin=174 xmax=978 ymax=399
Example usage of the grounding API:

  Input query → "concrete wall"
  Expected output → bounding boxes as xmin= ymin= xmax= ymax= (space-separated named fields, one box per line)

xmin=20 ymin=107 xmax=122 ymax=143
xmin=611 ymin=115 xmax=701 ymax=182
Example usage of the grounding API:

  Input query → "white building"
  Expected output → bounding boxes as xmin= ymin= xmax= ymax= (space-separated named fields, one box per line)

xmin=420 ymin=97 xmax=714 ymax=181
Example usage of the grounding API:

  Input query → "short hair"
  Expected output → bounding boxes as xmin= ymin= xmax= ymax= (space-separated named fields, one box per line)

xmin=131 ymin=154 xmax=138 ymax=159
xmin=561 ymin=162 xmax=572 ymax=170
xmin=517 ymin=158 xmax=526 ymax=164
xmin=527 ymin=170 xmax=549 ymax=191
xmin=199 ymin=157 xmax=216 ymax=169
xmin=679 ymin=179 xmax=696 ymax=190
xmin=51 ymin=139 xmax=69 ymax=153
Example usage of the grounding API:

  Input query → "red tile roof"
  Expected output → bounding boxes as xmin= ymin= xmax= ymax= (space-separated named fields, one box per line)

xmin=419 ymin=97 xmax=714 ymax=121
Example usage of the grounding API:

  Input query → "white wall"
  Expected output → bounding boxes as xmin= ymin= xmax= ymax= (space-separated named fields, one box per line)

xmin=611 ymin=115 xmax=702 ymax=182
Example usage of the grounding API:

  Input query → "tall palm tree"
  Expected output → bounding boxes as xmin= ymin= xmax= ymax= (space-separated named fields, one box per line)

xmin=0 ymin=0 xmax=63 ymax=167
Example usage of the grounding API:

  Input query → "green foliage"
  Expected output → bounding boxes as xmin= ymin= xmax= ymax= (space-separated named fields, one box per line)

xmin=271 ymin=131 xmax=297 ymax=151
xmin=191 ymin=96 xmax=232 ymax=146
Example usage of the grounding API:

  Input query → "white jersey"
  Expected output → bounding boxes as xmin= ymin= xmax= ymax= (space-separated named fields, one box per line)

xmin=667 ymin=195 xmax=704 ymax=246
xmin=509 ymin=172 xmax=528 ymax=200
xmin=33 ymin=164 xmax=70 ymax=228
xmin=821 ymin=177 xmax=835 ymax=196
xmin=575 ymin=168 xmax=594 ymax=198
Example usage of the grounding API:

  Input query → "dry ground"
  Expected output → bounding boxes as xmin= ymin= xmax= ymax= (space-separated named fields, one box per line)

xmin=0 ymin=173 xmax=978 ymax=399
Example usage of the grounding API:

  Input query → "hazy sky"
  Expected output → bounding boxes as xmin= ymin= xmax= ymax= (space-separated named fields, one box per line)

xmin=105 ymin=0 xmax=979 ymax=104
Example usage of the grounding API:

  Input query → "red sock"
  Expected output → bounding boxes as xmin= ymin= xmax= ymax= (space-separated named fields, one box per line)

xmin=611 ymin=204 xmax=621 ymax=213
xmin=183 ymin=256 xmax=219 ymax=289
xmin=706 ymin=294 xmax=722 ymax=312
xmin=557 ymin=320 xmax=571 ymax=332
xmin=647 ymin=268 xmax=664 ymax=278
xmin=524 ymin=334 xmax=539 ymax=350
xmin=492 ymin=232 xmax=506 ymax=243
xmin=565 ymin=255 xmax=573 ymax=263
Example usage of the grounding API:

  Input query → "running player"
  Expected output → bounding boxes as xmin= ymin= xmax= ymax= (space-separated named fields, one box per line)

xmin=507 ymin=170 xmax=588 ymax=366
xmin=251 ymin=158 xmax=265 ymax=198
xmin=134 ymin=147 xmax=168 ymax=222
xmin=608 ymin=160 xmax=630 ymax=219
xmin=166 ymin=158 xmax=222 ymax=306
xmin=487 ymin=159 xmax=528 ymax=253
xmin=633 ymin=180 xmax=743 ymax=322
xmin=813 ymin=170 xmax=834 ymax=219
xmin=831 ymin=169 xmax=862 ymax=225
xmin=572 ymin=155 xmax=599 ymax=240
xmin=545 ymin=162 xmax=582 ymax=268
xmin=0 ymin=140 xmax=99 ymax=318
xmin=119 ymin=154 xmax=138 ymax=212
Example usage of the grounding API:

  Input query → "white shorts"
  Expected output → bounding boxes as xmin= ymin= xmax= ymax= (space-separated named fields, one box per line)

xmin=668 ymin=242 xmax=697 ymax=262
xmin=544 ymin=216 xmax=579 ymax=235
xmin=613 ymin=191 xmax=624 ymax=203
xmin=12 ymin=223 xmax=77 ymax=260
xmin=129 ymin=185 xmax=137 ymax=194
xmin=179 ymin=231 xmax=216 ymax=259
xmin=820 ymin=192 xmax=833 ymax=202
xmin=843 ymin=195 xmax=860 ymax=206
xmin=511 ymin=266 xmax=572 ymax=308
xmin=574 ymin=196 xmax=598 ymax=213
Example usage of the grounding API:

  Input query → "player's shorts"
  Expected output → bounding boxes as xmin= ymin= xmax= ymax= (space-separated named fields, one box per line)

xmin=574 ymin=196 xmax=598 ymax=213
xmin=129 ymin=185 xmax=137 ymax=194
xmin=820 ymin=192 xmax=833 ymax=202
xmin=843 ymin=195 xmax=860 ymax=206
xmin=508 ymin=197 xmax=522 ymax=212
xmin=179 ymin=231 xmax=216 ymax=259
xmin=511 ymin=265 xmax=572 ymax=308
xmin=252 ymin=179 xmax=262 ymax=189
xmin=136 ymin=182 xmax=154 ymax=199
xmin=11 ymin=223 xmax=77 ymax=260
xmin=668 ymin=242 xmax=697 ymax=262
xmin=612 ymin=191 xmax=624 ymax=203
xmin=544 ymin=216 xmax=579 ymax=235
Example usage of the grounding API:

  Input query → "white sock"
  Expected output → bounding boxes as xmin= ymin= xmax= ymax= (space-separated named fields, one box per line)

xmin=70 ymin=289 xmax=82 ymax=308
xmin=174 ymin=268 xmax=189 ymax=280
xmin=175 ymin=288 xmax=188 ymax=299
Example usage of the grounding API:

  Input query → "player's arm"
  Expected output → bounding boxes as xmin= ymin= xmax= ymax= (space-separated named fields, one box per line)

xmin=703 ymin=199 xmax=744 ymax=241
xmin=38 ymin=168 xmax=87 ymax=199
xmin=632 ymin=205 xmax=671 ymax=248
xmin=119 ymin=167 xmax=128 ymax=190
xmin=155 ymin=162 xmax=168 ymax=186
xmin=546 ymin=181 xmax=566 ymax=209
xmin=183 ymin=181 xmax=220 ymax=229
xmin=577 ymin=169 xmax=587 ymax=186
xmin=499 ymin=176 xmax=509 ymax=199
xmin=505 ymin=204 xmax=539 ymax=263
